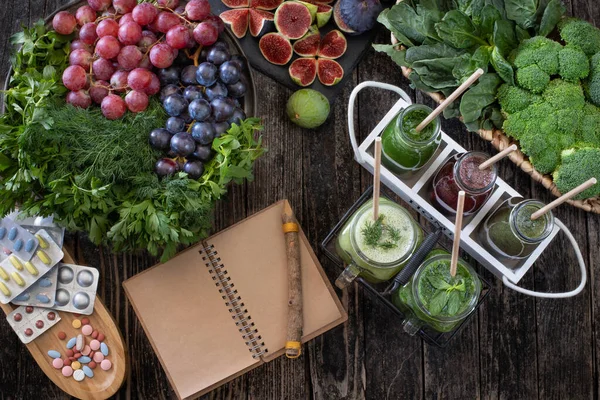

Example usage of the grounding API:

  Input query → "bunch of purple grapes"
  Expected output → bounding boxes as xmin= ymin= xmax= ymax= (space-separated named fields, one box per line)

xmin=150 ymin=40 xmax=248 ymax=179
xmin=55 ymin=0 xmax=224 ymax=120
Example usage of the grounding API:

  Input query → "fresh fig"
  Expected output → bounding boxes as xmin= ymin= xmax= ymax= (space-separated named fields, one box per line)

xmin=318 ymin=29 xmax=347 ymax=59
xmin=298 ymin=1 xmax=318 ymax=20
xmin=333 ymin=2 xmax=355 ymax=34
xmin=249 ymin=9 xmax=274 ymax=36
xmin=274 ymin=1 xmax=313 ymax=40
xmin=220 ymin=9 xmax=249 ymax=38
xmin=286 ymin=88 xmax=330 ymax=129
xmin=293 ymin=28 xmax=320 ymax=56
xmin=251 ymin=0 xmax=284 ymax=10
xmin=289 ymin=58 xmax=318 ymax=86
xmin=338 ymin=0 xmax=382 ymax=34
xmin=259 ymin=32 xmax=293 ymax=65
xmin=221 ymin=0 xmax=250 ymax=8
xmin=317 ymin=59 xmax=343 ymax=86
xmin=316 ymin=4 xmax=332 ymax=28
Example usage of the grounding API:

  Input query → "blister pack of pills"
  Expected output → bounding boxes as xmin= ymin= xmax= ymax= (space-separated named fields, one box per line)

xmin=21 ymin=225 xmax=65 ymax=249
xmin=11 ymin=265 xmax=59 ymax=308
xmin=0 ymin=230 xmax=64 ymax=304
xmin=6 ymin=305 xmax=61 ymax=344
xmin=0 ymin=217 xmax=39 ymax=261
xmin=52 ymin=264 xmax=99 ymax=315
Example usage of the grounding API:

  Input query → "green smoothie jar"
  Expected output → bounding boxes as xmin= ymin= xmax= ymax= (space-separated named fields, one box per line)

xmin=381 ymin=104 xmax=442 ymax=174
xmin=393 ymin=250 xmax=481 ymax=334
xmin=479 ymin=198 xmax=554 ymax=260
xmin=335 ymin=197 xmax=424 ymax=289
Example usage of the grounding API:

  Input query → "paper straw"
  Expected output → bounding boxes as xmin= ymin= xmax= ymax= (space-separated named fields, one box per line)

xmin=373 ymin=138 xmax=382 ymax=220
xmin=450 ymin=191 xmax=466 ymax=277
xmin=531 ymin=178 xmax=597 ymax=220
xmin=479 ymin=144 xmax=518 ymax=170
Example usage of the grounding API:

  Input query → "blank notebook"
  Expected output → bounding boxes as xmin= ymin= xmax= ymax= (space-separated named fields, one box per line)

xmin=123 ymin=200 xmax=347 ymax=400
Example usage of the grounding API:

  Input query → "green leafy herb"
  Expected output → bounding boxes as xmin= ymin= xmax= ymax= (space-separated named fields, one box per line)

xmin=361 ymin=214 xmax=403 ymax=250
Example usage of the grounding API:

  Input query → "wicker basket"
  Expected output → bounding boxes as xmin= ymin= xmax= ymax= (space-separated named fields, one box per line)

xmin=389 ymin=28 xmax=600 ymax=214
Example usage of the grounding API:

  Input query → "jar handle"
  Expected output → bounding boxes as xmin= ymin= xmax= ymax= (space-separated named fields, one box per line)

xmin=348 ymin=81 xmax=412 ymax=164
xmin=335 ymin=263 xmax=362 ymax=290
xmin=501 ymin=219 xmax=587 ymax=298
xmin=402 ymin=316 xmax=423 ymax=336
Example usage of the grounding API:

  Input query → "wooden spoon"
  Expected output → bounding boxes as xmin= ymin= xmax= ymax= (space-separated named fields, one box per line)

xmin=0 ymin=250 xmax=127 ymax=399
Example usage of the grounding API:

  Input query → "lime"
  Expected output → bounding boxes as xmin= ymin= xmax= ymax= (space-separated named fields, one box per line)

xmin=286 ymin=89 xmax=330 ymax=129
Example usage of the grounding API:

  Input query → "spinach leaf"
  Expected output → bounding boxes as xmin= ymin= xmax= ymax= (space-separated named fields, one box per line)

xmin=538 ymin=0 xmax=565 ymax=36
xmin=372 ymin=44 xmax=408 ymax=67
xmin=459 ymin=73 xmax=501 ymax=123
xmin=411 ymin=57 xmax=463 ymax=89
xmin=405 ymin=43 xmax=465 ymax=65
xmin=387 ymin=3 xmax=434 ymax=46
xmin=490 ymin=47 xmax=515 ymax=84
xmin=493 ymin=19 xmax=517 ymax=56
xmin=429 ymin=290 xmax=450 ymax=316
xmin=453 ymin=46 xmax=490 ymax=81
xmin=435 ymin=10 xmax=488 ymax=48
xmin=515 ymin=25 xmax=531 ymax=41
xmin=378 ymin=8 xmax=417 ymax=47
xmin=505 ymin=0 xmax=538 ymax=29
xmin=479 ymin=4 xmax=502 ymax=38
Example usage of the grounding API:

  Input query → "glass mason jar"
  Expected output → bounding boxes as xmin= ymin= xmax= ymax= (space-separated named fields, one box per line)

xmin=478 ymin=198 xmax=554 ymax=260
xmin=392 ymin=251 xmax=481 ymax=334
xmin=381 ymin=104 xmax=442 ymax=174
xmin=335 ymin=197 xmax=424 ymax=289
xmin=432 ymin=152 xmax=497 ymax=216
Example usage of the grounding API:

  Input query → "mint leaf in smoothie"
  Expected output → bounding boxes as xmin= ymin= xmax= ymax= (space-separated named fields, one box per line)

xmin=428 ymin=290 xmax=449 ymax=316
xmin=446 ymin=290 xmax=461 ymax=315
xmin=428 ymin=276 xmax=452 ymax=290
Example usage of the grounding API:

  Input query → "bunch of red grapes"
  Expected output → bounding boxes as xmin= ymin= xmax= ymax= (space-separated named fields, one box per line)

xmin=54 ymin=0 xmax=224 ymax=120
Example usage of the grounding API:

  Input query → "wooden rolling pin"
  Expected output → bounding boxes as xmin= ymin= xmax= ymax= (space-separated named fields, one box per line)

xmin=282 ymin=203 xmax=303 ymax=359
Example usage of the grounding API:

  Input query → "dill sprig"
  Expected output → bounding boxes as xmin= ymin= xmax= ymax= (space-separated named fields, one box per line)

xmin=361 ymin=214 xmax=402 ymax=250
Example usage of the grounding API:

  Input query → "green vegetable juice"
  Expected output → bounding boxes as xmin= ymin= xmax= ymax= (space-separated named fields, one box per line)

xmin=393 ymin=250 xmax=481 ymax=334
xmin=335 ymin=198 xmax=423 ymax=285
xmin=381 ymin=104 xmax=441 ymax=174
xmin=479 ymin=198 xmax=554 ymax=260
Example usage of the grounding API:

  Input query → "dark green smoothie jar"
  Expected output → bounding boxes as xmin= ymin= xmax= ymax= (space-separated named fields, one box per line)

xmin=381 ymin=104 xmax=442 ymax=174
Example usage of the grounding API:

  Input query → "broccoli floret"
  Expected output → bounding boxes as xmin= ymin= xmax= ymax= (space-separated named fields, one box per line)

xmin=520 ymin=133 xmax=561 ymax=174
xmin=512 ymin=36 xmax=562 ymax=75
xmin=555 ymin=108 xmax=583 ymax=136
xmin=579 ymin=103 xmax=600 ymax=146
xmin=497 ymin=84 xmax=541 ymax=114
xmin=558 ymin=45 xmax=590 ymax=82
xmin=586 ymin=67 xmax=600 ymax=107
xmin=516 ymin=65 xmax=550 ymax=93
xmin=553 ymin=148 xmax=600 ymax=199
xmin=543 ymin=79 xmax=585 ymax=110
xmin=591 ymin=53 xmax=600 ymax=71
xmin=559 ymin=19 xmax=600 ymax=56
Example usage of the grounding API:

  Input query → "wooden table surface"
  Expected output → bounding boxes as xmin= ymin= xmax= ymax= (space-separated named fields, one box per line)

xmin=0 ymin=1 xmax=598 ymax=399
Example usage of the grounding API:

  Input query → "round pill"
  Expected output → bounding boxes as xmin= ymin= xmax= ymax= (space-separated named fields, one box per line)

xmin=63 ymin=358 xmax=72 ymax=366
xmin=71 ymin=361 xmax=81 ymax=370
xmin=89 ymin=351 xmax=95 ymax=358
xmin=13 ymin=313 xmax=22 ymax=322
xmin=74 ymin=353 xmax=82 ymax=359
xmin=81 ymin=317 xmax=90 ymax=325
xmin=73 ymin=369 xmax=85 ymax=382
xmin=82 ymin=365 xmax=94 ymax=378
xmin=100 ymin=342 xmax=109 ymax=356
xmin=72 ymin=319 xmax=82 ymax=329
xmin=88 ymin=361 xmax=97 ymax=369
xmin=66 ymin=337 xmax=77 ymax=349
xmin=92 ymin=352 xmax=104 ymax=363
xmin=66 ymin=349 xmax=74 ymax=357
xmin=100 ymin=360 xmax=112 ymax=371
xmin=47 ymin=312 xmax=56 ymax=321
xmin=61 ymin=366 xmax=73 ymax=377
xmin=79 ymin=356 xmax=92 ymax=364
xmin=76 ymin=334 xmax=84 ymax=351
xmin=25 ymin=306 xmax=34 ymax=313
xmin=82 ymin=325 xmax=93 ymax=336
xmin=97 ymin=333 xmax=105 ymax=342
xmin=82 ymin=345 xmax=91 ymax=356
xmin=47 ymin=350 xmax=61 ymax=359
xmin=91 ymin=330 xmax=98 ymax=339
xmin=73 ymin=292 xmax=90 ymax=310
xmin=52 ymin=358 xmax=64 ymax=369
xmin=90 ymin=340 xmax=100 ymax=351
xmin=69 ymin=357 xmax=77 ymax=361
xmin=24 ymin=328 xmax=33 ymax=336
xmin=58 ymin=332 xmax=67 ymax=340
xmin=35 ymin=320 xmax=44 ymax=329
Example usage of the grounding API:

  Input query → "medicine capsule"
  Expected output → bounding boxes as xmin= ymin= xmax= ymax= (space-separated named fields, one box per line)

xmin=13 ymin=239 xmax=23 ymax=252
xmin=0 ymin=227 xmax=6 ymax=239
xmin=0 ymin=267 xmax=9 ymax=281
xmin=35 ymin=234 xmax=48 ymax=249
xmin=25 ymin=262 xmax=38 ymax=276
xmin=9 ymin=256 xmax=23 ymax=271
xmin=24 ymin=239 xmax=35 ymax=252
xmin=36 ymin=250 xmax=51 ymax=265
xmin=11 ymin=272 xmax=25 ymax=287
xmin=0 ymin=282 xmax=10 ymax=296
xmin=8 ymin=227 xmax=17 ymax=241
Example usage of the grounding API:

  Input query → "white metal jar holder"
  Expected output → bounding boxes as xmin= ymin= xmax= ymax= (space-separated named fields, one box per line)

xmin=348 ymin=81 xmax=587 ymax=298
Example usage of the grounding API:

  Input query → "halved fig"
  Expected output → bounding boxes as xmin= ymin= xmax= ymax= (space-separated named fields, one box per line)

xmin=274 ymin=1 xmax=313 ymax=40
xmin=289 ymin=58 xmax=318 ymax=86
xmin=316 ymin=4 xmax=332 ymax=28
xmin=249 ymin=9 xmax=274 ymax=37
xmin=220 ymin=9 xmax=250 ymax=38
xmin=317 ymin=59 xmax=344 ymax=86
xmin=333 ymin=2 xmax=356 ymax=34
xmin=298 ymin=1 xmax=318 ymax=20
xmin=293 ymin=28 xmax=320 ymax=57
xmin=222 ymin=0 xmax=250 ymax=8
xmin=251 ymin=0 xmax=284 ymax=10
xmin=318 ymin=29 xmax=347 ymax=59
xmin=259 ymin=32 xmax=293 ymax=65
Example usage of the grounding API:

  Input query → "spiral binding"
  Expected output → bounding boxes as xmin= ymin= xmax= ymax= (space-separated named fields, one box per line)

xmin=200 ymin=245 xmax=268 ymax=359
